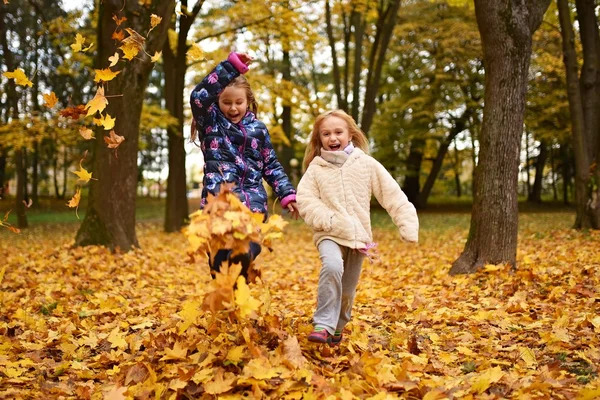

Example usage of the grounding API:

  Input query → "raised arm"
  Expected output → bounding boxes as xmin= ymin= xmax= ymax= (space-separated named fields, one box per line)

xmin=371 ymin=159 xmax=419 ymax=242
xmin=262 ymin=130 xmax=296 ymax=207
xmin=297 ymin=169 xmax=335 ymax=231
xmin=189 ymin=52 xmax=249 ymax=130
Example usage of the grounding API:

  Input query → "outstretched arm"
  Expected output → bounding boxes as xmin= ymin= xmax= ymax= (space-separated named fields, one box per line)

xmin=297 ymin=169 xmax=335 ymax=231
xmin=189 ymin=52 xmax=249 ymax=132
xmin=371 ymin=160 xmax=419 ymax=242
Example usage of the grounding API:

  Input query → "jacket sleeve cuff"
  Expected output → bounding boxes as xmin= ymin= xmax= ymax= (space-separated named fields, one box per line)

xmin=228 ymin=52 xmax=249 ymax=74
xmin=280 ymin=194 xmax=296 ymax=209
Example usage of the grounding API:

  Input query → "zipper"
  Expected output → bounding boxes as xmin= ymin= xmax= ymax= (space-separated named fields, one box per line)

xmin=238 ymin=122 xmax=251 ymax=207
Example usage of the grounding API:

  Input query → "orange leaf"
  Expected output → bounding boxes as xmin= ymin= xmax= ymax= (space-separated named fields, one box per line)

xmin=104 ymin=130 xmax=124 ymax=149
xmin=60 ymin=105 xmax=87 ymax=120
xmin=112 ymin=14 xmax=127 ymax=26
xmin=66 ymin=188 xmax=82 ymax=219
xmin=112 ymin=30 xmax=125 ymax=41
xmin=79 ymin=126 xmax=95 ymax=140
xmin=43 ymin=92 xmax=58 ymax=108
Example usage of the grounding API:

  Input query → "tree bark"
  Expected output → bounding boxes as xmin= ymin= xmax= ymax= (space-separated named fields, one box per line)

xmin=558 ymin=0 xmax=599 ymax=228
xmin=325 ymin=0 xmax=345 ymax=110
xmin=450 ymin=0 xmax=551 ymax=275
xmin=403 ymin=138 xmax=424 ymax=204
xmin=0 ymin=148 xmax=6 ymax=198
xmin=361 ymin=0 xmax=401 ymax=135
xmin=528 ymin=140 xmax=548 ymax=203
xmin=0 ymin=7 xmax=27 ymax=228
xmin=162 ymin=1 xmax=203 ymax=233
xmin=75 ymin=0 xmax=175 ymax=250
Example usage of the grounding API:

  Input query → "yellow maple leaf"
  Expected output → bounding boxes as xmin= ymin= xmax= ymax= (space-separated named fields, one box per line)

xmin=242 ymin=358 xmax=279 ymax=380
xmin=107 ymin=327 xmax=128 ymax=350
xmin=72 ymin=162 xmax=93 ymax=183
xmin=149 ymin=14 xmax=162 ymax=33
xmin=108 ymin=52 xmax=120 ymax=67
xmin=470 ymin=366 xmax=504 ymax=394
xmin=119 ymin=42 xmax=139 ymax=61
xmin=235 ymin=276 xmax=261 ymax=318
xmin=160 ymin=342 xmax=188 ymax=361
xmin=0 ymin=266 xmax=5 ymax=285
xmin=100 ymin=114 xmax=116 ymax=130
xmin=85 ymin=87 xmax=108 ymax=117
xmin=204 ymin=369 xmax=236 ymax=395
xmin=150 ymin=51 xmax=162 ymax=63
xmin=79 ymin=126 xmax=94 ymax=140
xmin=519 ymin=346 xmax=537 ymax=368
xmin=3 ymin=69 xmax=33 ymax=87
xmin=187 ymin=43 xmax=204 ymax=61
xmin=70 ymin=33 xmax=93 ymax=52
xmin=226 ymin=346 xmax=245 ymax=365
xmin=43 ymin=92 xmax=58 ymax=108
xmin=94 ymin=68 xmax=121 ymax=83
xmin=177 ymin=300 xmax=202 ymax=334
xmin=577 ymin=387 xmax=600 ymax=400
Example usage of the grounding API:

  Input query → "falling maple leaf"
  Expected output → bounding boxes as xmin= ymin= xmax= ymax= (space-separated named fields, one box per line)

xmin=119 ymin=28 xmax=145 ymax=60
xmin=148 ymin=14 xmax=162 ymax=33
xmin=72 ymin=163 xmax=94 ymax=184
xmin=85 ymin=87 xmax=108 ymax=117
xmin=60 ymin=105 xmax=87 ymax=120
xmin=150 ymin=51 xmax=162 ymax=63
xmin=94 ymin=68 xmax=121 ymax=83
xmin=66 ymin=188 xmax=82 ymax=218
xmin=70 ymin=33 xmax=93 ymax=52
xmin=112 ymin=14 xmax=127 ymax=26
xmin=98 ymin=114 xmax=116 ymax=130
xmin=43 ymin=92 xmax=58 ymax=108
xmin=0 ymin=210 xmax=20 ymax=234
xmin=112 ymin=30 xmax=125 ymax=41
xmin=187 ymin=43 xmax=204 ymax=61
xmin=104 ymin=130 xmax=124 ymax=149
xmin=119 ymin=42 xmax=140 ymax=60
xmin=79 ymin=126 xmax=95 ymax=140
xmin=3 ymin=69 xmax=34 ymax=87
xmin=235 ymin=276 xmax=261 ymax=318
xmin=108 ymin=53 xmax=120 ymax=67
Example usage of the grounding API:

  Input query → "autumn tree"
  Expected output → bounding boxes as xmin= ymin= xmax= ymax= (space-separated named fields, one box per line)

xmin=75 ymin=0 xmax=175 ymax=251
xmin=557 ymin=0 xmax=600 ymax=229
xmin=450 ymin=0 xmax=552 ymax=275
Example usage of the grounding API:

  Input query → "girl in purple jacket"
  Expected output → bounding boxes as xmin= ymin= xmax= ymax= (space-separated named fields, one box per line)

xmin=190 ymin=52 xmax=299 ymax=280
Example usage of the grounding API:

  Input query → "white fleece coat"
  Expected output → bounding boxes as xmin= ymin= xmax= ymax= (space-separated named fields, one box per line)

xmin=297 ymin=148 xmax=419 ymax=249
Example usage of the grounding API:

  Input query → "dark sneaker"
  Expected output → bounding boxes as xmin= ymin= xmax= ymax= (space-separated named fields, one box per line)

xmin=308 ymin=329 xmax=331 ymax=344
xmin=330 ymin=332 xmax=343 ymax=346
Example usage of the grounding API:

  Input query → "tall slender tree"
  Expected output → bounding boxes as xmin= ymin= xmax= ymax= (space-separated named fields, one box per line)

xmin=450 ymin=0 xmax=551 ymax=275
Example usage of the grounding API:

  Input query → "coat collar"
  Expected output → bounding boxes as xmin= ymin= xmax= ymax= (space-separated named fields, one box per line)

xmin=313 ymin=147 xmax=365 ymax=168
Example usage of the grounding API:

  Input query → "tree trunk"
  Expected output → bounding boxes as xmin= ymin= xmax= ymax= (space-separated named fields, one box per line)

xmin=31 ymin=141 xmax=39 ymax=206
xmin=560 ymin=144 xmax=572 ymax=205
xmin=325 ymin=0 xmax=345 ymax=110
xmin=453 ymin=139 xmax=462 ymax=197
xmin=403 ymin=138 xmax=424 ymax=204
xmin=350 ymin=9 xmax=365 ymax=122
xmin=558 ymin=0 xmax=599 ymax=228
xmin=75 ymin=0 xmax=175 ymax=250
xmin=361 ymin=0 xmax=401 ymax=135
xmin=162 ymin=2 xmax=203 ymax=233
xmin=550 ymin=143 xmax=558 ymax=201
xmin=0 ymin=148 xmax=6 ymax=198
xmin=0 ymin=7 xmax=28 ymax=228
xmin=528 ymin=140 xmax=548 ymax=203
xmin=278 ymin=48 xmax=295 ymax=177
xmin=450 ymin=0 xmax=551 ymax=275
xmin=524 ymin=131 xmax=531 ymax=196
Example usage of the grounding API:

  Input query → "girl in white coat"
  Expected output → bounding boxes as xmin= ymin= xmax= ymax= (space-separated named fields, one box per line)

xmin=297 ymin=110 xmax=419 ymax=345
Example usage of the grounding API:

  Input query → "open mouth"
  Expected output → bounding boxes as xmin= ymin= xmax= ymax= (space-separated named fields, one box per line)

xmin=329 ymin=144 xmax=341 ymax=151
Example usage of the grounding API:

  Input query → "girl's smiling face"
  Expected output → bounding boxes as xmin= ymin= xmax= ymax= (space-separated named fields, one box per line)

xmin=319 ymin=116 xmax=351 ymax=151
xmin=218 ymin=86 xmax=248 ymax=124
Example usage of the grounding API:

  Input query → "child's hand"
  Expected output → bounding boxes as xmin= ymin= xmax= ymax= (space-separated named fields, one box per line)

xmin=236 ymin=53 xmax=253 ymax=66
xmin=286 ymin=201 xmax=299 ymax=220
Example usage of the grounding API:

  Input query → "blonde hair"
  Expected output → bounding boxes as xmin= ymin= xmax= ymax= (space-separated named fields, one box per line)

xmin=190 ymin=75 xmax=258 ymax=143
xmin=302 ymin=109 xmax=369 ymax=171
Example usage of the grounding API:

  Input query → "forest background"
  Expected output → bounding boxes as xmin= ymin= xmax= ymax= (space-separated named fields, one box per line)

xmin=1 ymin=0 xmax=599 ymax=399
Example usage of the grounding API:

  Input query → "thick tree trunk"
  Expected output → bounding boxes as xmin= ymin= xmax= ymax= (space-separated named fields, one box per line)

xmin=528 ymin=140 xmax=548 ymax=203
xmin=450 ymin=0 xmax=551 ymax=275
xmin=75 ymin=0 xmax=175 ymax=250
xmin=560 ymin=144 xmax=572 ymax=205
xmin=558 ymin=0 xmax=599 ymax=228
xmin=325 ymin=0 xmax=345 ymax=110
xmin=403 ymin=138 xmax=424 ymax=204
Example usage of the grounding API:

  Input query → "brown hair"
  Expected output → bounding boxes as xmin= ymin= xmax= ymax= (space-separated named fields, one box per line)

xmin=190 ymin=75 xmax=258 ymax=143
xmin=302 ymin=109 xmax=369 ymax=171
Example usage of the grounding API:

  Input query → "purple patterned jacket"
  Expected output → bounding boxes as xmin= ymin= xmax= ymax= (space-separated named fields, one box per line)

xmin=190 ymin=53 xmax=296 ymax=215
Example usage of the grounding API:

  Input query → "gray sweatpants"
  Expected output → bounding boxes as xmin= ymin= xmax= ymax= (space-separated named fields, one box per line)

xmin=313 ymin=239 xmax=366 ymax=335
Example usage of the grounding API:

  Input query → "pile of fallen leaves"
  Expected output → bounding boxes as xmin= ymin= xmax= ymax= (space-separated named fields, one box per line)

xmin=1 ymin=212 xmax=599 ymax=399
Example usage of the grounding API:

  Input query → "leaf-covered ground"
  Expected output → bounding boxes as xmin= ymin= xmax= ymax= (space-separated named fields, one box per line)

xmin=1 ymin=212 xmax=599 ymax=399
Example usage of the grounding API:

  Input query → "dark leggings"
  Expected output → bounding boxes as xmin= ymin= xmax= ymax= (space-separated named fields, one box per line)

xmin=208 ymin=242 xmax=262 ymax=280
